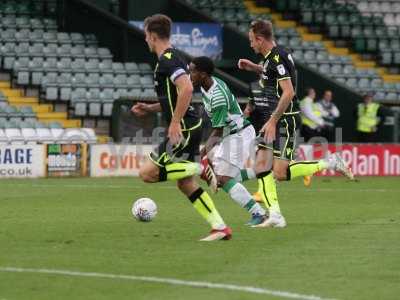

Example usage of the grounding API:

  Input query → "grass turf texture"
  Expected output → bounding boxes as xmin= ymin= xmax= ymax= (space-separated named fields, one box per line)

xmin=0 ymin=177 xmax=399 ymax=300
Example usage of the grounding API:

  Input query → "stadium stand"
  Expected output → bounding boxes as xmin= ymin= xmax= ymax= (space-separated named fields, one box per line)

xmin=0 ymin=0 xmax=156 ymax=143
xmin=183 ymin=0 xmax=400 ymax=104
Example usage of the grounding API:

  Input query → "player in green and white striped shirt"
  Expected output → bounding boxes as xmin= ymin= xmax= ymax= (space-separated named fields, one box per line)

xmin=190 ymin=56 xmax=267 ymax=226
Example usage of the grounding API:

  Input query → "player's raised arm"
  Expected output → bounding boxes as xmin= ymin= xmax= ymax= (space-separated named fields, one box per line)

xmin=237 ymin=59 xmax=263 ymax=74
xmin=131 ymin=102 xmax=161 ymax=117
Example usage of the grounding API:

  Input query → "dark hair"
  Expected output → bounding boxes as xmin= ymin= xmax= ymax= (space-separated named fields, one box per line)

xmin=143 ymin=14 xmax=172 ymax=39
xmin=192 ymin=56 xmax=215 ymax=76
xmin=250 ymin=19 xmax=274 ymax=40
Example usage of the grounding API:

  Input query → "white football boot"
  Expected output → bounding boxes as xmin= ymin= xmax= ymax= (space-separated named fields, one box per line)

xmin=327 ymin=153 xmax=354 ymax=180
xmin=252 ymin=210 xmax=287 ymax=228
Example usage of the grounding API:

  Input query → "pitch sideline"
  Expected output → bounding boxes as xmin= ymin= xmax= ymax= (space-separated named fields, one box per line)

xmin=0 ymin=266 xmax=336 ymax=300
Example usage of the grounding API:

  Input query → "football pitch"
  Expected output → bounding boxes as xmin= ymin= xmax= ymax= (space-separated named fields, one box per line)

xmin=0 ymin=176 xmax=399 ymax=300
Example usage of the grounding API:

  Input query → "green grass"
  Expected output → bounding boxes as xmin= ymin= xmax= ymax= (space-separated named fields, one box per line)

xmin=0 ymin=177 xmax=399 ymax=300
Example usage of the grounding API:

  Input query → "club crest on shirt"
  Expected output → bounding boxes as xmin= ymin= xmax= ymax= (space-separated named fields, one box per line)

xmin=277 ymin=64 xmax=286 ymax=76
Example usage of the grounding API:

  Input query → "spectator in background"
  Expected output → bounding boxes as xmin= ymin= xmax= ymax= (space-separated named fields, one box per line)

xmin=300 ymin=87 xmax=325 ymax=142
xmin=356 ymin=94 xmax=384 ymax=143
xmin=316 ymin=90 xmax=340 ymax=142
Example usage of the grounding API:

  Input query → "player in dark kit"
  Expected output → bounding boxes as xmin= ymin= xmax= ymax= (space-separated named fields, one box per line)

xmin=238 ymin=20 xmax=353 ymax=227
xmin=131 ymin=14 xmax=231 ymax=241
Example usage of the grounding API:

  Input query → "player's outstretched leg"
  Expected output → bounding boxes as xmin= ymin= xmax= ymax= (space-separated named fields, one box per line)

xmin=220 ymin=177 xmax=267 ymax=226
xmin=280 ymin=153 xmax=354 ymax=181
xmin=139 ymin=159 xmax=230 ymax=241
xmin=177 ymin=177 xmax=232 ymax=241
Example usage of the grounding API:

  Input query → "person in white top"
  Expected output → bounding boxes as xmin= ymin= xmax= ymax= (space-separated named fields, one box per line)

xmin=300 ymin=88 xmax=325 ymax=142
xmin=315 ymin=90 xmax=340 ymax=142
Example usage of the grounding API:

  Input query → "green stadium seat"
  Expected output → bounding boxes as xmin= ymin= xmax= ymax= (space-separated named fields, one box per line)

xmin=87 ymin=88 xmax=100 ymax=100
xmin=371 ymin=78 xmax=383 ymax=88
xmin=100 ymin=74 xmax=114 ymax=87
xmin=127 ymin=88 xmax=141 ymax=98
xmin=303 ymin=50 xmax=316 ymax=61
xmin=385 ymin=92 xmax=397 ymax=101
xmin=16 ymin=17 xmax=30 ymax=29
xmin=141 ymin=89 xmax=157 ymax=98
xmin=358 ymin=78 xmax=370 ymax=88
xmin=318 ymin=64 xmax=330 ymax=74
xmin=102 ymin=100 xmax=114 ymax=117
xmin=89 ymin=100 xmax=102 ymax=117
xmin=20 ymin=106 xmax=35 ymax=119
xmin=43 ymin=44 xmax=57 ymax=57
xmin=74 ymin=102 xmax=88 ymax=117
xmin=70 ymin=88 xmax=87 ymax=104
xmin=99 ymin=60 xmax=113 ymax=73
xmin=86 ymin=73 xmax=100 ymax=87
xmin=71 ymin=58 xmax=85 ymax=71
xmin=43 ymin=31 xmax=57 ymax=43
xmin=140 ymin=75 xmax=153 ymax=88
xmin=112 ymin=62 xmax=126 ymax=74
xmin=98 ymin=48 xmax=112 ymax=60
xmin=138 ymin=63 xmax=152 ymax=73
xmin=331 ymin=64 xmax=344 ymax=74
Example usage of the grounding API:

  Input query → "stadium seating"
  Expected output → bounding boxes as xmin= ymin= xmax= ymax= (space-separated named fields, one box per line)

xmin=0 ymin=0 xmax=156 ymax=137
xmin=183 ymin=0 xmax=400 ymax=103
xmin=0 ymin=99 xmax=96 ymax=144
xmin=0 ymin=1 xmax=57 ymax=17
xmin=297 ymin=0 xmax=400 ymax=67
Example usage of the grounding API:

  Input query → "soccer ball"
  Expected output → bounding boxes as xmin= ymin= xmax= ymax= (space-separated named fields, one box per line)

xmin=132 ymin=198 xmax=157 ymax=222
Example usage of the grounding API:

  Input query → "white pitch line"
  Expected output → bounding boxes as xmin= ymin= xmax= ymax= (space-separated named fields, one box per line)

xmin=0 ymin=266 xmax=336 ymax=300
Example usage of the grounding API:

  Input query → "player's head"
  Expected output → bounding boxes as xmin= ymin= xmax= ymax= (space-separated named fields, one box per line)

xmin=143 ymin=14 xmax=172 ymax=52
xmin=249 ymin=20 xmax=274 ymax=54
xmin=189 ymin=56 xmax=215 ymax=87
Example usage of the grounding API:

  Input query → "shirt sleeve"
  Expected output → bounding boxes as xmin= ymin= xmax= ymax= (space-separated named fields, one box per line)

xmin=210 ymin=105 xmax=228 ymax=128
xmin=159 ymin=54 xmax=188 ymax=83
xmin=272 ymin=54 xmax=291 ymax=81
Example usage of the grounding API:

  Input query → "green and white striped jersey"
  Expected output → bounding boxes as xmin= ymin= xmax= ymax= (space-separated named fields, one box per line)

xmin=200 ymin=76 xmax=250 ymax=136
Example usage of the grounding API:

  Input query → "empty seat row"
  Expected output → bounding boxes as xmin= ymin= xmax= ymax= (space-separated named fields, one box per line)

xmin=0 ymin=118 xmax=60 ymax=129
xmin=187 ymin=0 xmax=245 ymax=9
xmin=41 ymin=73 xmax=153 ymax=89
xmin=70 ymin=87 xmax=156 ymax=102
xmin=45 ymin=85 xmax=156 ymax=102
xmin=0 ymin=17 xmax=57 ymax=30
xmin=0 ymin=30 xmax=98 ymax=46
xmin=317 ymin=64 xmax=379 ymax=79
xmin=14 ymin=59 xmax=148 ymax=75
xmin=0 ymin=128 xmax=97 ymax=144
xmin=358 ymin=1 xmax=400 ymax=13
xmin=331 ymin=76 xmax=384 ymax=89
xmin=0 ymin=0 xmax=57 ymax=16
xmin=71 ymin=88 xmax=156 ymax=117
xmin=0 ymin=44 xmax=108 ymax=68
xmin=0 ymin=104 xmax=36 ymax=119
xmin=292 ymin=50 xmax=351 ymax=64
xmin=73 ymin=102 xmax=114 ymax=117
xmin=16 ymin=62 xmax=152 ymax=86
